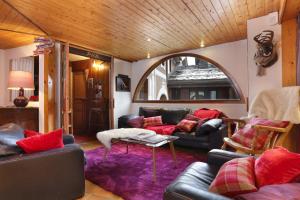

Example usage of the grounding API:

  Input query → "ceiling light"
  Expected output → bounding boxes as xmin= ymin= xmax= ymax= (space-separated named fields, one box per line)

xmin=200 ymin=41 xmax=205 ymax=48
xmin=147 ymin=38 xmax=152 ymax=42
xmin=147 ymin=53 xmax=151 ymax=59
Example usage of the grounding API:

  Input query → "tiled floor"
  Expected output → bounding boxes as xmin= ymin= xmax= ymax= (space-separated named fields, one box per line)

xmin=79 ymin=140 xmax=124 ymax=200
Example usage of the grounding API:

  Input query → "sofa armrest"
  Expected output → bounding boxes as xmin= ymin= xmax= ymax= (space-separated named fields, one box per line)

xmin=0 ymin=144 xmax=85 ymax=200
xmin=164 ymin=182 xmax=231 ymax=200
xmin=207 ymin=149 xmax=249 ymax=167
xmin=63 ymin=134 xmax=75 ymax=144
xmin=208 ymin=123 xmax=227 ymax=149
xmin=118 ymin=114 xmax=140 ymax=128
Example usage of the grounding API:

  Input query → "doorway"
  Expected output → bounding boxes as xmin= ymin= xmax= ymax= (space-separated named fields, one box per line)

xmin=68 ymin=52 xmax=111 ymax=142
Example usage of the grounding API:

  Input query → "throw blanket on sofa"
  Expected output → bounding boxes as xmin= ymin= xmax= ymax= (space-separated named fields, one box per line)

xmin=248 ymin=86 xmax=300 ymax=123
xmin=96 ymin=128 xmax=156 ymax=150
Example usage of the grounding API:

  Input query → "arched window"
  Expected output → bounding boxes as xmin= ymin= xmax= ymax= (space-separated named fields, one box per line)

xmin=133 ymin=53 xmax=244 ymax=103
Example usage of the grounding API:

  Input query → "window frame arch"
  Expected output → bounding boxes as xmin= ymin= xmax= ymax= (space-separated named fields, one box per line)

xmin=133 ymin=53 xmax=245 ymax=104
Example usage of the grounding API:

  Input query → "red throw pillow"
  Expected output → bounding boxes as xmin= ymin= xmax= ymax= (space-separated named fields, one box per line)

xmin=24 ymin=130 xmax=40 ymax=138
xmin=255 ymin=147 xmax=300 ymax=188
xmin=193 ymin=108 xmax=222 ymax=119
xmin=143 ymin=116 xmax=163 ymax=128
xmin=231 ymin=118 xmax=289 ymax=150
xmin=127 ymin=116 xmax=144 ymax=128
xmin=17 ymin=129 xmax=64 ymax=154
xmin=185 ymin=114 xmax=200 ymax=121
xmin=145 ymin=125 xmax=176 ymax=135
xmin=209 ymin=157 xmax=257 ymax=197
xmin=176 ymin=119 xmax=198 ymax=132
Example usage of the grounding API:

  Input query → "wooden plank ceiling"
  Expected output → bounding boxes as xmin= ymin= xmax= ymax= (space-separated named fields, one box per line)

xmin=1 ymin=0 xmax=283 ymax=61
xmin=0 ymin=0 xmax=45 ymax=49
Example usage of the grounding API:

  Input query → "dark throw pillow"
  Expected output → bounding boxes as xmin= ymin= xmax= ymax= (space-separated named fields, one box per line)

xmin=139 ymin=107 xmax=162 ymax=117
xmin=161 ymin=109 xmax=190 ymax=125
xmin=127 ymin=116 xmax=144 ymax=128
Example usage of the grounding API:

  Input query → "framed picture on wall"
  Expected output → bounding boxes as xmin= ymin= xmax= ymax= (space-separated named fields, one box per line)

xmin=116 ymin=74 xmax=130 ymax=92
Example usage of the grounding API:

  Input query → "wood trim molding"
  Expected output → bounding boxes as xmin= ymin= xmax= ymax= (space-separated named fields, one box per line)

xmin=282 ymin=18 xmax=297 ymax=86
xmin=279 ymin=0 xmax=287 ymax=24
xmin=132 ymin=53 xmax=245 ymax=104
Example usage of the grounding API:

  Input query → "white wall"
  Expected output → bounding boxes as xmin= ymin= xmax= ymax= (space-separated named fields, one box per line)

xmin=247 ymin=12 xmax=282 ymax=103
xmin=131 ymin=40 xmax=249 ymax=118
xmin=113 ymin=58 xmax=132 ymax=127
xmin=1 ymin=44 xmax=36 ymax=106
xmin=0 ymin=49 xmax=5 ymax=106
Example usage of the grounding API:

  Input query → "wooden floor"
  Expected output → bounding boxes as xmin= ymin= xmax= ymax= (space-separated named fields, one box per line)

xmin=78 ymin=140 xmax=124 ymax=200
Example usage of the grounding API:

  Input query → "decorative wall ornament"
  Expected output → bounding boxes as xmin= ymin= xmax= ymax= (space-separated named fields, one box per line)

xmin=116 ymin=74 xmax=130 ymax=92
xmin=253 ymin=30 xmax=278 ymax=76
xmin=33 ymin=37 xmax=54 ymax=55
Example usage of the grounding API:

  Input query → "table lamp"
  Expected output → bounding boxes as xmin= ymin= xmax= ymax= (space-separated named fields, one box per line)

xmin=7 ymin=71 xmax=34 ymax=107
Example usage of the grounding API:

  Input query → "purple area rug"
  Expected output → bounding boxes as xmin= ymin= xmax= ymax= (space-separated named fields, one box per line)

xmin=84 ymin=143 xmax=207 ymax=200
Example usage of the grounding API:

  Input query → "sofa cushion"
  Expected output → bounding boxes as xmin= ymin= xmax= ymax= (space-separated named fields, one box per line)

xmin=0 ymin=144 xmax=22 ymax=157
xmin=127 ymin=116 xmax=144 ymax=128
xmin=145 ymin=125 xmax=176 ymax=135
xmin=143 ymin=116 xmax=163 ymax=127
xmin=176 ymin=119 xmax=198 ymax=132
xmin=235 ymin=183 xmax=300 ymax=200
xmin=161 ymin=109 xmax=190 ymax=124
xmin=16 ymin=129 xmax=64 ymax=154
xmin=196 ymin=119 xmax=222 ymax=136
xmin=255 ymin=147 xmax=300 ymax=188
xmin=0 ymin=123 xmax=24 ymax=146
xmin=173 ymin=131 xmax=209 ymax=143
xmin=209 ymin=157 xmax=257 ymax=197
xmin=139 ymin=107 xmax=162 ymax=117
xmin=231 ymin=118 xmax=289 ymax=150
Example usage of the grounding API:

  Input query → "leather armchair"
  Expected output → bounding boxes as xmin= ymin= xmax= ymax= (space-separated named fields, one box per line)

xmin=0 ymin=123 xmax=85 ymax=200
xmin=163 ymin=149 xmax=248 ymax=200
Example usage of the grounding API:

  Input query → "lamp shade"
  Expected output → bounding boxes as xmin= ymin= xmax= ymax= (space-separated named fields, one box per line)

xmin=8 ymin=71 xmax=34 ymax=90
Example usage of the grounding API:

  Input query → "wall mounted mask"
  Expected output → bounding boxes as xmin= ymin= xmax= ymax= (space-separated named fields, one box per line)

xmin=253 ymin=30 xmax=278 ymax=76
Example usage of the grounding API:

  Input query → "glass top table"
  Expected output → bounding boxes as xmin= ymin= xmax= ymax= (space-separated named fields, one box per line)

xmin=105 ymin=135 xmax=179 ymax=182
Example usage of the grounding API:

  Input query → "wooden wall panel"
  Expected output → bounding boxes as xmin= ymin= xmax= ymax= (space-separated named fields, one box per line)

xmin=282 ymin=0 xmax=300 ymax=21
xmin=282 ymin=18 xmax=297 ymax=86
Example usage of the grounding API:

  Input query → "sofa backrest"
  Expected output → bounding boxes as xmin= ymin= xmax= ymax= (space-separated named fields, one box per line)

xmin=139 ymin=107 xmax=191 ymax=125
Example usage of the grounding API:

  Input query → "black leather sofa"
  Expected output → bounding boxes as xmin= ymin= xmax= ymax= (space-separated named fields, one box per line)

xmin=0 ymin=123 xmax=85 ymax=200
xmin=164 ymin=149 xmax=249 ymax=200
xmin=118 ymin=107 xmax=227 ymax=150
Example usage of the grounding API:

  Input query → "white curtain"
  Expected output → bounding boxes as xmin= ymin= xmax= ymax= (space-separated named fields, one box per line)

xmin=10 ymin=57 xmax=34 ymax=101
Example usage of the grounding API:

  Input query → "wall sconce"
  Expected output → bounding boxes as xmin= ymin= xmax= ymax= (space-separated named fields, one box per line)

xmin=92 ymin=60 xmax=104 ymax=71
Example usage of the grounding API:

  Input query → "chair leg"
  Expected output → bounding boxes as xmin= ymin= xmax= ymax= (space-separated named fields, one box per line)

xmin=221 ymin=143 xmax=227 ymax=150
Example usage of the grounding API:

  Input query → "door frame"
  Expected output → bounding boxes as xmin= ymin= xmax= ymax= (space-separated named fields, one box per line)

xmin=61 ymin=44 xmax=114 ymax=131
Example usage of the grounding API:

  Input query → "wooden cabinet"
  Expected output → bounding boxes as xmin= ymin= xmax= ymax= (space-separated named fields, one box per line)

xmin=0 ymin=107 xmax=39 ymax=131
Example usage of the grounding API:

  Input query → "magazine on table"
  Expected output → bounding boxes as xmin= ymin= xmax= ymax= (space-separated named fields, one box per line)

xmin=130 ymin=133 xmax=168 ymax=144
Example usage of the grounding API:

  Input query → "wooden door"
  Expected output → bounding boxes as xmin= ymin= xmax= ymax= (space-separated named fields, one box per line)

xmin=73 ymin=72 xmax=88 ymax=134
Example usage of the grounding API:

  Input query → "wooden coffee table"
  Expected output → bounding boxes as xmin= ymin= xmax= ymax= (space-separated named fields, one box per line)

xmin=104 ymin=135 xmax=179 ymax=182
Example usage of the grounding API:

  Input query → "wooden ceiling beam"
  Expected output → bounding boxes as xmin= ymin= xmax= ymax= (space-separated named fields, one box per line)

xmin=279 ymin=0 xmax=287 ymax=23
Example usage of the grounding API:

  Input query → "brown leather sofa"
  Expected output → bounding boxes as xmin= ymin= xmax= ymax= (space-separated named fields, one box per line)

xmin=0 ymin=123 xmax=85 ymax=200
